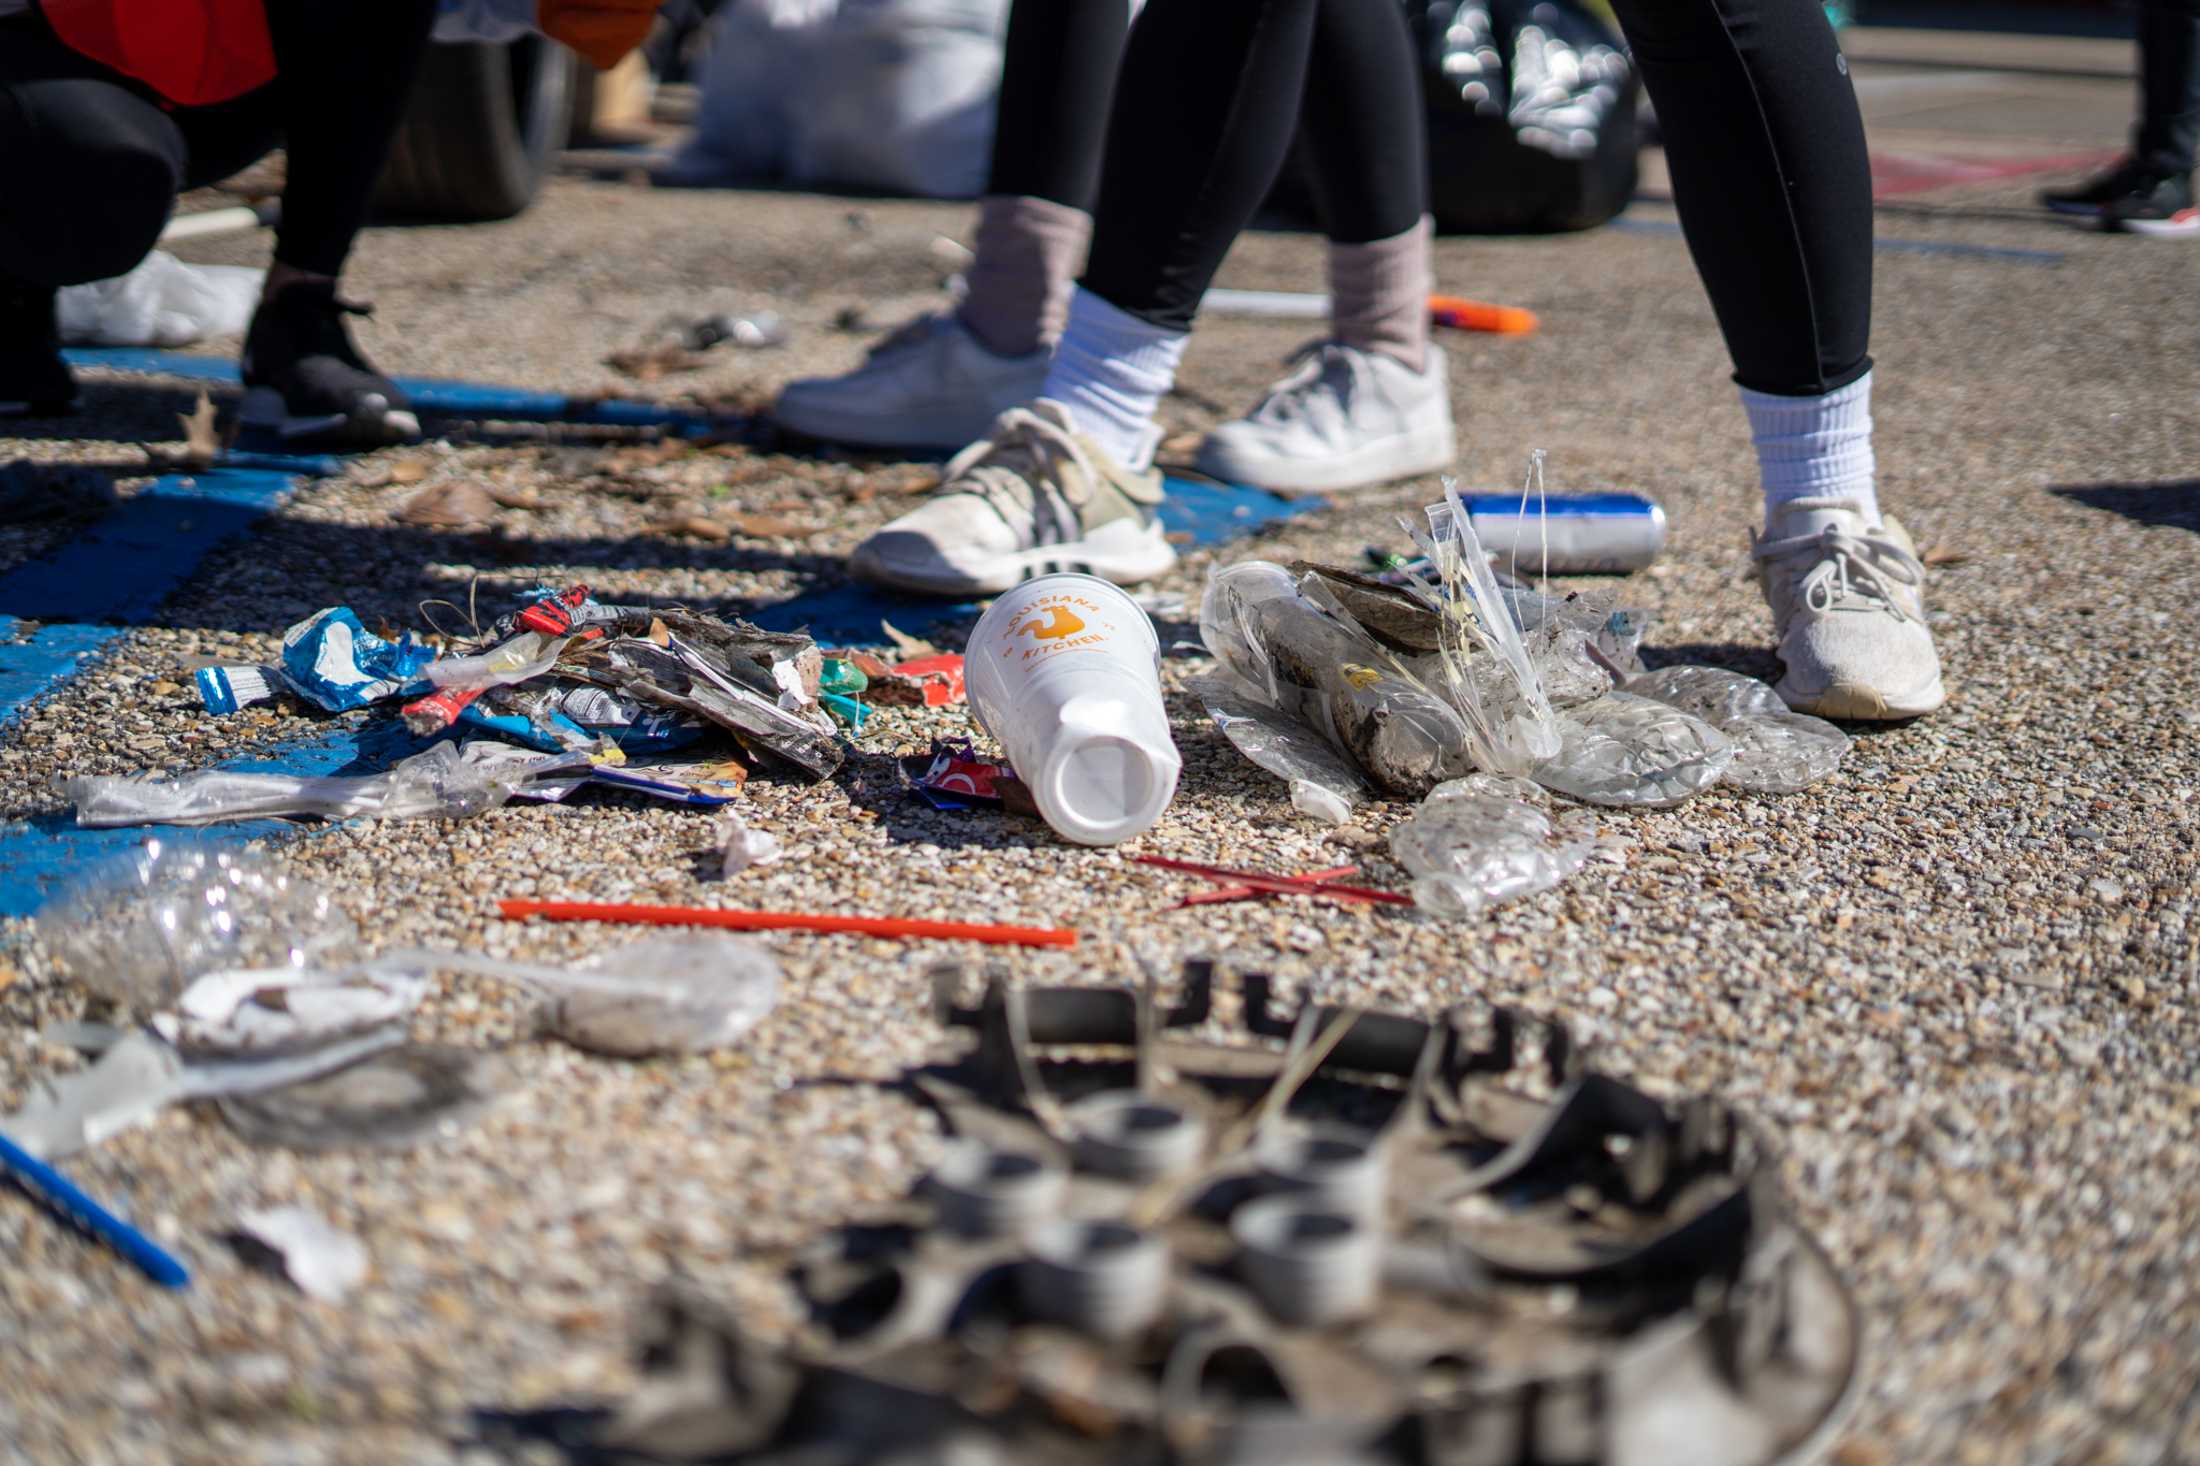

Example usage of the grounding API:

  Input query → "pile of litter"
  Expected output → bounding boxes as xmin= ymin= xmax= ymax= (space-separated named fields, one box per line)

xmin=1196 ymin=485 xmax=1849 ymax=916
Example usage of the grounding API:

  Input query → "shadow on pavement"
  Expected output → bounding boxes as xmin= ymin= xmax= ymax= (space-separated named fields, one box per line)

xmin=2050 ymin=480 xmax=2200 ymax=532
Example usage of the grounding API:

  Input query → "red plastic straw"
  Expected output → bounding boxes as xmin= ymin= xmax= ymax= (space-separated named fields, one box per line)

xmin=498 ymin=899 xmax=1078 ymax=949
xmin=1174 ymin=864 xmax=1361 ymax=909
xmin=1132 ymin=857 xmax=1414 ymax=907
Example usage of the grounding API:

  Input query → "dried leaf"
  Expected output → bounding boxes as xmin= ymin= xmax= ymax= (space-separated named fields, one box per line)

xmin=386 ymin=457 xmax=432 ymax=486
xmin=879 ymin=620 xmax=940 ymax=660
xmin=398 ymin=480 xmax=497 ymax=530
xmin=486 ymin=486 xmax=543 ymax=510
xmin=1921 ymin=543 xmax=1969 ymax=567
xmin=181 ymin=391 xmax=220 ymax=460
xmin=726 ymin=512 xmax=817 ymax=540
xmin=657 ymin=515 xmax=731 ymax=542
xmin=604 ymin=342 xmax=708 ymax=380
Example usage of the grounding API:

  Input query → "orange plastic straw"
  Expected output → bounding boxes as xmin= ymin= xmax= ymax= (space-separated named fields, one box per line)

xmin=498 ymin=898 xmax=1078 ymax=949
xmin=1429 ymin=294 xmax=1539 ymax=335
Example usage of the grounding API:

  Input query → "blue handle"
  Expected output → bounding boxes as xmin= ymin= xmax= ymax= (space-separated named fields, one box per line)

xmin=0 ymin=1129 xmax=190 ymax=1289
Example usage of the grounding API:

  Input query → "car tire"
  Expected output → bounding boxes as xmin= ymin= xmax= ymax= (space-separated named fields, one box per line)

xmin=374 ymin=37 xmax=577 ymax=223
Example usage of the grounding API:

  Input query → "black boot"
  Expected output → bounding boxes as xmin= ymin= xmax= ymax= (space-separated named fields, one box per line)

xmin=239 ymin=278 xmax=418 ymax=445
xmin=1 ymin=282 xmax=78 ymax=418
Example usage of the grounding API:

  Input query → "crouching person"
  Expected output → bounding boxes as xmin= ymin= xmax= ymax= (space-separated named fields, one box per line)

xmin=0 ymin=0 xmax=661 ymax=442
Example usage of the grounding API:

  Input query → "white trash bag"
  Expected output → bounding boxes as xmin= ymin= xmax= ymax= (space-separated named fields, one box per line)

xmin=56 ymin=251 xmax=262 ymax=348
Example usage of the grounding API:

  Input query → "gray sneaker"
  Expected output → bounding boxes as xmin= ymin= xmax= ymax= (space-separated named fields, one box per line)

xmin=1751 ymin=497 xmax=1946 ymax=720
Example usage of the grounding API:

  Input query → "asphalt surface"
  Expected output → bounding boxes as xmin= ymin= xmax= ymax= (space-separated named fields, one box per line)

xmin=2 ymin=28 xmax=2195 ymax=1466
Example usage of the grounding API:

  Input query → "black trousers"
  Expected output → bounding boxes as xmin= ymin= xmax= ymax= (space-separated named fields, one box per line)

xmin=996 ymin=0 xmax=1427 ymax=327
xmin=2138 ymin=0 xmax=2200 ymax=176
xmin=0 ymin=0 xmax=435 ymax=289
xmin=1082 ymin=0 xmax=1874 ymax=397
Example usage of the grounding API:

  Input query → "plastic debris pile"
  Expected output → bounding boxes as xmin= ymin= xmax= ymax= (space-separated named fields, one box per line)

xmin=505 ymin=961 xmax=1860 ymax=1465
xmin=62 ymin=583 xmax=853 ymax=828
xmin=1196 ymin=486 xmax=1849 ymax=915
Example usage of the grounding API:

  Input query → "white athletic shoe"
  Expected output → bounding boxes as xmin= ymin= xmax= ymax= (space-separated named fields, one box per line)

xmin=1194 ymin=342 xmax=1455 ymax=495
xmin=850 ymin=399 xmax=1176 ymax=596
xmin=774 ymin=312 xmax=1050 ymax=450
xmin=1752 ymin=498 xmax=1946 ymax=720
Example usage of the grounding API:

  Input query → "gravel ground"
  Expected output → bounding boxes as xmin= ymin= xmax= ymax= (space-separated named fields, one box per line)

xmin=2 ymin=144 xmax=2196 ymax=1466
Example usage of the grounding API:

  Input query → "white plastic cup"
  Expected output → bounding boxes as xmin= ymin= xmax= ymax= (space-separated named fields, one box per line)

xmin=964 ymin=574 xmax=1182 ymax=846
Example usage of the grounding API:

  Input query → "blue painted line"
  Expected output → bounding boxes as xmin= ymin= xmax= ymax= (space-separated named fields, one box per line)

xmin=1610 ymin=216 xmax=2063 ymax=265
xmin=63 ymin=348 xmax=746 ymax=435
xmin=0 ymin=466 xmax=310 ymax=723
xmin=0 ymin=720 xmax=430 ymax=918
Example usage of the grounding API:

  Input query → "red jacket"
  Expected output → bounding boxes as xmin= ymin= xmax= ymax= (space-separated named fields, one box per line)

xmin=40 ymin=0 xmax=276 ymax=107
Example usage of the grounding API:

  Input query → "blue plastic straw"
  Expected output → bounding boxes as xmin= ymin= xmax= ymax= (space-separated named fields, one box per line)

xmin=0 ymin=1130 xmax=190 ymax=1289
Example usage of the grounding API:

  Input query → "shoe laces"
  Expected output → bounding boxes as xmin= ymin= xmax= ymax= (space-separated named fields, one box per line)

xmin=1753 ymin=498 xmax=1924 ymax=621
xmin=1252 ymin=341 xmax=1370 ymax=426
xmin=939 ymin=405 xmax=1097 ymax=545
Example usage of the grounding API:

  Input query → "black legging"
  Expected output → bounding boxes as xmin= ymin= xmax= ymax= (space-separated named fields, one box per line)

xmin=2138 ymin=0 xmax=2200 ymax=176
xmin=1083 ymin=0 xmax=1871 ymax=397
xmin=998 ymin=0 xmax=1427 ymax=276
xmin=0 ymin=0 xmax=435 ymax=289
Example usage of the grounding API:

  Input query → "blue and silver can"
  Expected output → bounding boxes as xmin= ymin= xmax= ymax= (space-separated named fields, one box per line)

xmin=1457 ymin=493 xmax=1668 ymax=575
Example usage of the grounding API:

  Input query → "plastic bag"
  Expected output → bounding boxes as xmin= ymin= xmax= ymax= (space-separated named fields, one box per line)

xmin=670 ymin=0 xmax=1006 ymax=198
xmin=1532 ymin=692 xmax=1735 ymax=807
xmin=55 ymin=251 xmax=262 ymax=347
xmin=1389 ymin=774 xmax=1593 ymax=917
xmin=1625 ymin=665 xmax=1848 ymax=794
xmin=62 ymin=741 xmax=574 ymax=829
xmin=38 ymin=842 xmax=356 ymax=1010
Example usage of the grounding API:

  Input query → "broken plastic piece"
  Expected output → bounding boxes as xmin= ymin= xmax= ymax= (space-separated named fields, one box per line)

xmin=218 ymin=1045 xmax=501 ymax=1151
xmin=233 ymin=1205 xmax=368 ymax=1302
xmin=1193 ymin=674 xmax=1369 ymax=825
xmin=717 ymin=812 xmax=785 ymax=879
xmin=0 ymin=1032 xmax=185 ymax=1159
xmin=1533 ymin=692 xmax=1736 ymax=807
xmin=1625 ymin=665 xmax=1848 ymax=793
xmin=1388 ymin=774 xmax=1593 ymax=917
xmin=38 ymin=841 xmax=357 ymax=1009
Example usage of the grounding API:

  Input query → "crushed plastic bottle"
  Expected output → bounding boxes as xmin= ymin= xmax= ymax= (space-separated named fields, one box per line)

xmin=157 ymin=964 xmax=432 ymax=1057
xmin=1388 ymin=774 xmax=1594 ymax=917
xmin=1193 ymin=675 xmax=1370 ymax=825
xmin=1624 ymin=665 xmax=1849 ymax=794
xmin=1532 ymin=692 xmax=1735 ymax=808
xmin=38 ymin=842 xmax=357 ymax=1010
xmin=62 ymin=741 xmax=577 ymax=829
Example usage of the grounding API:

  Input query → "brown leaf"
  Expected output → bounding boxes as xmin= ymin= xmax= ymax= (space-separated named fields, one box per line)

xmin=1921 ymin=542 xmax=1970 ymax=567
xmin=386 ymin=457 xmax=433 ymax=486
xmin=486 ymin=486 xmax=543 ymax=510
xmin=879 ymin=620 xmax=939 ymax=660
xmin=398 ymin=480 xmax=498 ymax=530
xmin=725 ymin=512 xmax=818 ymax=539
xmin=657 ymin=514 xmax=731 ymax=542
xmin=604 ymin=342 xmax=707 ymax=380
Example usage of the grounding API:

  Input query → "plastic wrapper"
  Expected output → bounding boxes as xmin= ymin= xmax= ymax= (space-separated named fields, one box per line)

xmin=1192 ymin=674 xmax=1369 ymax=825
xmin=277 ymin=607 xmax=436 ymax=712
xmin=1625 ymin=665 xmax=1848 ymax=793
xmin=38 ymin=842 xmax=357 ymax=1010
xmin=62 ymin=741 xmax=577 ymax=829
xmin=0 ymin=1032 xmax=184 ymax=1159
xmin=567 ymin=632 xmax=843 ymax=780
xmin=233 ymin=1206 xmax=370 ymax=1303
xmin=1397 ymin=487 xmax=1562 ymax=775
xmin=1533 ymin=692 xmax=1736 ymax=808
xmin=1389 ymin=775 xmax=1595 ymax=917
xmin=380 ymin=936 xmax=782 ymax=1059
xmin=422 ymin=630 xmax=570 ymax=693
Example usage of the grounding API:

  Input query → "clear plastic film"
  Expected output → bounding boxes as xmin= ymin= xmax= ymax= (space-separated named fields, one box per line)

xmin=1388 ymin=774 xmax=1594 ymax=918
xmin=1625 ymin=665 xmax=1848 ymax=793
xmin=61 ymin=741 xmax=581 ymax=829
xmin=1191 ymin=674 xmax=1370 ymax=825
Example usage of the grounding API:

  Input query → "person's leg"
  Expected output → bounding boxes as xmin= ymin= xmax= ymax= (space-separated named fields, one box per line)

xmin=1605 ymin=0 xmax=1940 ymax=719
xmin=774 ymin=0 xmax=1127 ymax=449
xmin=2135 ymin=0 xmax=2200 ymax=177
xmin=238 ymin=0 xmax=437 ymax=441
xmin=1197 ymin=0 xmax=1456 ymax=493
xmin=0 ymin=15 xmax=196 ymax=412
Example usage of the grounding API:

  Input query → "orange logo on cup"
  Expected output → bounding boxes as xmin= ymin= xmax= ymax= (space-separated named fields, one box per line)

xmin=1013 ymin=606 xmax=1087 ymax=642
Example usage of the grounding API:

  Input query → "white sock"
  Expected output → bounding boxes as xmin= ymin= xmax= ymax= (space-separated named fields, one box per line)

xmin=1740 ymin=372 xmax=1881 ymax=529
xmin=1039 ymin=287 xmax=1186 ymax=471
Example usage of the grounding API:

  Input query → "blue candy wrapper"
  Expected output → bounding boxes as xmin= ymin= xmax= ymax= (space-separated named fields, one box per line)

xmin=279 ymin=608 xmax=436 ymax=713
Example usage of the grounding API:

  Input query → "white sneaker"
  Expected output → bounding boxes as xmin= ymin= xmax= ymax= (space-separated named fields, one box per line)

xmin=1194 ymin=342 xmax=1455 ymax=495
xmin=1752 ymin=498 xmax=1946 ymax=720
xmin=774 ymin=312 xmax=1050 ymax=450
xmin=850 ymin=399 xmax=1176 ymax=596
